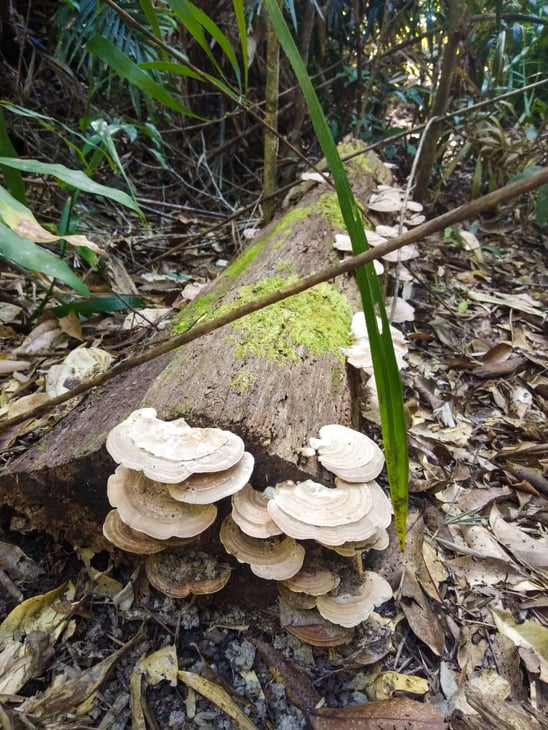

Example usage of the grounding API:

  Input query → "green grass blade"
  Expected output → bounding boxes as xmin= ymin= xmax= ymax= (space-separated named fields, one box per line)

xmin=264 ymin=0 xmax=409 ymax=547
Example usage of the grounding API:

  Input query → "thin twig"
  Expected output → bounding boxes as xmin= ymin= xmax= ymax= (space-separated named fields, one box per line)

xmin=1 ymin=166 xmax=546 ymax=433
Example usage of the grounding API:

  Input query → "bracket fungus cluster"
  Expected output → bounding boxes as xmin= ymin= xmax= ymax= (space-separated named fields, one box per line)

xmin=103 ymin=411 xmax=393 ymax=644
xmin=103 ymin=408 xmax=252 ymax=597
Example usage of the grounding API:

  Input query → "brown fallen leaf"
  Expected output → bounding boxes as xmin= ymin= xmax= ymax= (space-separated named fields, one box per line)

xmin=19 ymin=638 xmax=134 ymax=721
xmin=252 ymin=638 xmax=321 ymax=713
xmin=400 ymin=568 xmax=446 ymax=656
xmin=309 ymin=698 xmax=446 ymax=729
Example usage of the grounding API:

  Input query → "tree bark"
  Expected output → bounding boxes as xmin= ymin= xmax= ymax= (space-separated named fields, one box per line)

xmin=0 ymin=142 xmax=391 ymax=548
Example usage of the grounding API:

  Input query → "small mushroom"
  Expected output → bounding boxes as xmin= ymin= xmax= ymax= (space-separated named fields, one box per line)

xmin=167 ymin=452 xmax=254 ymax=504
xmin=107 ymin=465 xmax=217 ymax=539
xmin=220 ymin=515 xmax=304 ymax=580
xmin=231 ymin=483 xmax=282 ymax=538
xmin=333 ymin=234 xmax=384 ymax=275
xmin=385 ymin=297 xmax=415 ymax=323
xmin=315 ymin=571 xmax=393 ymax=628
xmin=309 ymin=424 xmax=385 ymax=483
xmin=106 ymin=408 xmax=244 ymax=483
xmin=281 ymin=566 xmax=340 ymax=596
xmin=145 ymin=548 xmax=231 ymax=598
xmin=102 ymin=509 xmax=193 ymax=554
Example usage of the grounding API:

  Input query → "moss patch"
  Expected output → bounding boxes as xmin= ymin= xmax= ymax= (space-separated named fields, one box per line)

xmin=218 ymin=275 xmax=352 ymax=365
xmin=224 ymin=240 xmax=265 ymax=277
xmin=316 ymin=193 xmax=346 ymax=230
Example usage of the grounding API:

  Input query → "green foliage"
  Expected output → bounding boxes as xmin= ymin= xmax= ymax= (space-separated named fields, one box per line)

xmin=0 ymin=155 xmax=143 ymax=300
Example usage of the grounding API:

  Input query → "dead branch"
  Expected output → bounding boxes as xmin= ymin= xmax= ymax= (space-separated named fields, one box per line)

xmin=1 ymin=165 xmax=546 ymax=433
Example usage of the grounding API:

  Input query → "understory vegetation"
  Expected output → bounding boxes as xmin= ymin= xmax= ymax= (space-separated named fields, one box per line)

xmin=0 ymin=1 xmax=547 ymax=726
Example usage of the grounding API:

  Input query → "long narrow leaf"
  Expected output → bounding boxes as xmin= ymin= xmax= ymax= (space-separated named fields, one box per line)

xmin=85 ymin=36 xmax=202 ymax=122
xmin=165 ymin=0 xmax=240 ymax=83
xmin=264 ymin=0 xmax=409 ymax=546
xmin=0 ymin=108 xmax=26 ymax=203
xmin=0 ymin=222 xmax=89 ymax=296
xmin=0 ymin=157 xmax=143 ymax=217
xmin=232 ymin=0 xmax=249 ymax=89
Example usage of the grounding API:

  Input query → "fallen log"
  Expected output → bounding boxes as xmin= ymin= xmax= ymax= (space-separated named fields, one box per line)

xmin=0 ymin=142 xmax=390 ymax=547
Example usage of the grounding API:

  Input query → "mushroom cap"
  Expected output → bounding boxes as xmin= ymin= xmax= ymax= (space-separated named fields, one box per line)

xmin=309 ymin=424 xmax=385 ymax=482
xmin=385 ymin=297 xmax=415 ymax=323
xmin=368 ymin=196 xmax=402 ymax=213
xmin=102 ymin=509 xmax=193 ymax=554
xmin=334 ymin=478 xmax=392 ymax=530
xmin=269 ymin=479 xmax=373 ymax=526
xmin=145 ymin=548 xmax=231 ymax=598
xmin=315 ymin=572 xmax=393 ymax=628
xmin=322 ymin=527 xmax=390 ymax=556
xmin=106 ymin=408 xmax=244 ymax=482
xmin=231 ymin=483 xmax=283 ymax=538
xmin=381 ymin=243 xmax=420 ymax=262
xmin=167 ymin=452 xmax=254 ymax=504
xmin=267 ymin=500 xmax=379 ymax=545
xmin=107 ymin=465 xmax=217 ymax=539
xmin=281 ymin=567 xmax=340 ymax=596
xmin=220 ymin=515 xmax=305 ymax=580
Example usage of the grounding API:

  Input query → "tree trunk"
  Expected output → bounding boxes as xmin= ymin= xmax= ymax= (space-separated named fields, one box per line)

xmin=0 ymin=142 xmax=391 ymax=548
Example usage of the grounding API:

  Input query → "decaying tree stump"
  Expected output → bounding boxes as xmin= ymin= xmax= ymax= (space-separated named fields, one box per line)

xmin=0 ymin=142 xmax=391 ymax=547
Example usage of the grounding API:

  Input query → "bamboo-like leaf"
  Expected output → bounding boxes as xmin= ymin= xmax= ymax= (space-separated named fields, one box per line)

xmin=0 ymin=156 xmax=143 ymax=217
xmin=264 ymin=0 xmax=408 ymax=546
xmin=141 ymin=61 xmax=237 ymax=101
xmin=232 ymin=0 xmax=249 ymax=88
xmin=0 ymin=222 xmax=89 ymax=296
xmin=166 ymin=0 xmax=240 ymax=86
xmin=86 ymin=36 xmax=202 ymax=122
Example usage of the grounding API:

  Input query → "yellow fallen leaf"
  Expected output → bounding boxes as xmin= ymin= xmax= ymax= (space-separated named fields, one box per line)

xmin=0 ymin=582 xmax=75 ymax=644
xmin=369 ymin=670 xmax=429 ymax=701
xmin=178 ymin=670 xmax=259 ymax=730
xmin=19 ymin=639 xmax=133 ymax=721
xmin=131 ymin=646 xmax=179 ymax=730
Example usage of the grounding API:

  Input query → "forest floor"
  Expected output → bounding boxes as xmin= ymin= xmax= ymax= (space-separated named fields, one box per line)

xmin=0 ymin=171 xmax=547 ymax=729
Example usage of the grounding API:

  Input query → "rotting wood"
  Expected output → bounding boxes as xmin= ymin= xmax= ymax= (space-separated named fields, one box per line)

xmin=0 ymin=141 xmax=391 ymax=547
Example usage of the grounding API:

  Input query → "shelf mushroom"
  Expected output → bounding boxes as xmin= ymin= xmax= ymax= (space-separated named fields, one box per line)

xmin=106 ymin=407 xmax=245 ymax=483
xmin=102 ymin=509 xmax=194 ymax=554
xmin=266 ymin=479 xmax=385 ymax=546
xmin=231 ymin=483 xmax=283 ymax=538
xmin=107 ymin=466 xmax=217 ymax=540
xmin=308 ymin=424 xmax=385 ymax=483
xmin=103 ymin=408 xmax=256 ymax=599
xmin=315 ymin=571 xmax=393 ymax=628
xmin=220 ymin=515 xmax=305 ymax=580
xmin=145 ymin=547 xmax=232 ymax=598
